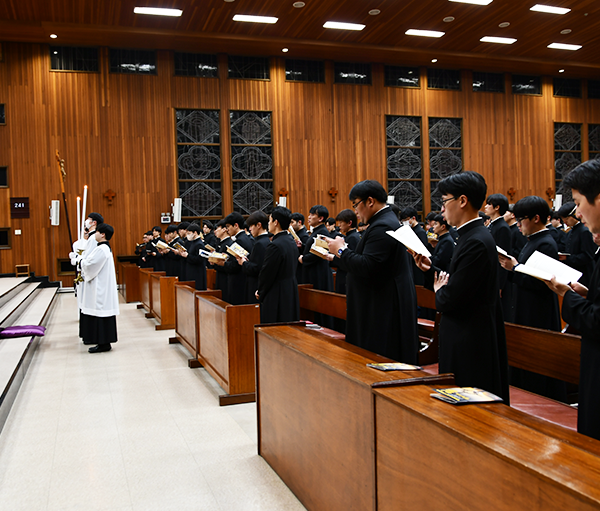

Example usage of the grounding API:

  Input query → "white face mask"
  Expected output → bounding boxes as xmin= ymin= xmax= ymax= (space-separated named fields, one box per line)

xmin=402 ymin=220 xmax=410 ymax=227
xmin=85 ymin=218 xmax=93 ymax=229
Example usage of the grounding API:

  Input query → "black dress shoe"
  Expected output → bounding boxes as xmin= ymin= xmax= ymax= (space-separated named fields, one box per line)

xmin=88 ymin=344 xmax=112 ymax=353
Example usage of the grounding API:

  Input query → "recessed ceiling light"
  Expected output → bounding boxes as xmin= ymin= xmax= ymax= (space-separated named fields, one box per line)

xmin=480 ymin=36 xmax=517 ymax=44
xmin=431 ymin=59 xmax=438 ymax=63
xmin=449 ymin=0 xmax=493 ymax=4
xmin=559 ymin=69 xmax=565 ymax=73
xmin=224 ymin=0 xmax=235 ymax=2
xmin=369 ymin=9 xmax=381 ymax=15
xmin=53 ymin=51 xmax=58 ymax=54
xmin=560 ymin=29 xmax=572 ymax=34
xmin=293 ymin=1 xmax=305 ymax=7
xmin=133 ymin=7 xmax=183 ymax=16
xmin=548 ymin=42 xmax=581 ymax=50
xmin=443 ymin=16 xmax=455 ymax=22
xmin=498 ymin=22 xmax=510 ymax=28
xmin=530 ymin=4 xmax=571 ymax=15
xmin=50 ymin=34 xmax=58 ymax=39
xmin=323 ymin=21 xmax=366 ymax=30
xmin=282 ymin=48 xmax=289 ymax=53
xmin=406 ymin=29 xmax=445 ymax=38
xmin=233 ymin=14 xmax=278 ymax=23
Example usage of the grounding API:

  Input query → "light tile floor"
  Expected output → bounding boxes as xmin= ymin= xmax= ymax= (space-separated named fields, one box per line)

xmin=0 ymin=293 xmax=306 ymax=511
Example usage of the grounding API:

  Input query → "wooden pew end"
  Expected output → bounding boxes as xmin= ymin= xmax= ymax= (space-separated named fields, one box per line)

xmin=168 ymin=337 xmax=179 ymax=345
xmin=136 ymin=304 xmax=145 ymax=309
xmin=145 ymin=312 xmax=154 ymax=319
xmin=188 ymin=358 xmax=202 ymax=368
xmin=218 ymin=392 xmax=256 ymax=406
xmin=155 ymin=323 xmax=174 ymax=331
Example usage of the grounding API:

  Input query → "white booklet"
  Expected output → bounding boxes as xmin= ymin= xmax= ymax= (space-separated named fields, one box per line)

xmin=386 ymin=226 xmax=431 ymax=257
xmin=515 ymin=250 xmax=582 ymax=285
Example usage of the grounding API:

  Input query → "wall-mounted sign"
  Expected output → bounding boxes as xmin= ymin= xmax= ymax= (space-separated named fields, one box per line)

xmin=10 ymin=197 xmax=29 ymax=219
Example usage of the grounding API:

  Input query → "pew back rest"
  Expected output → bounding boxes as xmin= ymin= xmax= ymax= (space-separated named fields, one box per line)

xmin=298 ymin=284 xmax=346 ymax=321
xmin=505 ymin=322 xmax=581 ymax=385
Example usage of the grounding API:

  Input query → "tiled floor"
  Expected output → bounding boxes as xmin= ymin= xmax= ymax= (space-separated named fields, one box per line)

xmin=0 ymin=293 xmax=306 ymax=511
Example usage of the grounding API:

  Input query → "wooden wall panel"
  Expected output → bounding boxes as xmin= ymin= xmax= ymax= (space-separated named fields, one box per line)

xmin=2 ymin=41 xmax=600 ymax=279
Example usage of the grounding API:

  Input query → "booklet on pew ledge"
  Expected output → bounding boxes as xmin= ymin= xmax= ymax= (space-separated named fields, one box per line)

xmin=386 ymin=226 xmax=432 ymax=257
xmin=226 ymin=242 xmax=250 ymax=259
xmin=515 ymin=250 xmax=582 ymax=285
xmin=367 ymin=362 xmax=422 ymax=371
xmin=431 ymin=387 xmax=503 ymax=405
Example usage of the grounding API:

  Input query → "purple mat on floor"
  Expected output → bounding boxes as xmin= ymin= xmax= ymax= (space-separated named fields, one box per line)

xmin=0 ymin=325 xmax=46 ymax=338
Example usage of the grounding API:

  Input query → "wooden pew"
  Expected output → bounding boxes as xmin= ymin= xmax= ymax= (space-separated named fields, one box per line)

xmin=169 ymin=282 xmax=221 ymax=367
xmin=139 ymin=267 xmax=160 ymax=312
xmin=147 ymin=272 xmax=185 ymax=330
xmin=117 ymin=262 xmax=141 ymax=303
xmin=206 ymin=268 xmax=216 ymax=290
xmin=196 ymin=294 xmax=260 ymax=406
xmin=415 ymin=285 xmax=440 ymax=366
xmin=298 ymin=284 xmax=346 ymax=322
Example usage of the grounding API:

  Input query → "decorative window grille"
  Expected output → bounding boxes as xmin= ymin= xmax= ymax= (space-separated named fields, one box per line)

xmin=512 ymin=75 xmax=541 ymax=95
xmin=429 ymin=118 xmax=463 ymax=211
xmin=427 ymin=69 xmax=460 ymax=91
xmin=553 ymin=78 xmax=581 ymax=98
xmin=554 ymin=123 xmax=582 ymax=203
xmin=50 ymin=46 xmax=99 ymax=72
xmin=230 ymin=111 xmax=274 ymax=215
xmin=228 ymin=56 xmax=270 ymax=80
xmin=285 ymin=59 xmax=325 ymax=83
xmin=589 ymin=124 xmax=600 ymax=161
xmin=588 ymin=80 xmax=600 ymax=100
xmin=334 ymin=62 xmax=371 ymax=85
xmin=473 ymin=72 xmax=504 ymax=93
xmin=176 ymin=109 xmax=222 ymax=219
xmin=386 ymin=116 xmax=423 ymax=214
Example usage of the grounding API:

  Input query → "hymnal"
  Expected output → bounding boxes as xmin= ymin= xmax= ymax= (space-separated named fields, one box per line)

xmin=288 ymin=226 xmax=300 ymax=242
xmin=173 ymin=242 xmax=186 ymax=252
xmin=431 ymin=387 xmax=503 ymax=405
xmin=205 ymin=244 xmax=216 ymax=253
xmin=515 ymin=250 xmax=582 ymax=285
xmin=367 ymin=362 xmax=422 ymax=371
xmin=226 ymin=242 xmax=250 ymax=259
xmin=208 ymin=252 xmax=228 ymax=264
xmin=314 ymin=234 xmax=330 ymax=250
xmin=386 ymin=226 xmax=432 ymax=257
xmin=309 ymin=245 xmax=330 ymax=259
xmin=155 ymin=240 xmax=170 ymax=251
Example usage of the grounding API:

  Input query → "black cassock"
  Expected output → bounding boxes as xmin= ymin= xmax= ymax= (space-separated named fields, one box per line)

xmin=148 ymin=238 xmax=166 ymax=271
xmin=565 ymin=222 xmax=596 ymax=287
xmin=430 ymin=232 xmax=455 ymax=272
xmin=258 ymin=231 xmax=299 ymax=324
xmin=215 ymin=237 xmax=233 ymax=302
xmin=509 ymin=223 xmax=527 ymax=258
xmin=185 ymin=237 xmax=207 ymax=291
xmin=332 ymin=229 xmax=361 ymax=295
xmin=203 ymin=232 xmax=219 ymax=251
xmin=411 ymin=225 xmax=429 ymax=287
xmin=336 ymin=207 xmax=419 ymax=364
xmin=302 ymin=224 xmax=334 ymax=327
xmin=165 ymin=237 xmax=185 ymax=279
xmin=223 ymin=231 xmax=255 ymax=305
xmin=426 ymin=219 xmax=510 ymax=403
xmin=562 ymin=260 xmax=600 ymax=440
xmin=489 ymin=217 xmax=513 ymax=319
xmin=295 ymin=227 xmax=310 ymax=285
xmin=242 ymin=233 xmax=270 ymax=304
xmin=547 ymin=224 xmax=567 ymax=252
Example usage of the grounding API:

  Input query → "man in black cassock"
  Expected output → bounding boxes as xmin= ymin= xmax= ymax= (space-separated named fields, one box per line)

xmin=414 ymin=171 xmax=509 ymax=403
xmin=400 ymin=206 xmax=430 ymax=287
xmin=546 ymin=159 xmax=600 ymax=440
xmin=505 ymin=205 xmax=527 ymax=258
xmin=300 ymin=205 xmax=334 ymax=327
xmin=558 ymin=202 xmax=596 ymax=287
xmin=257 ymin=207 xmax=299 ymax=324
xmin=327 ymin=181 xmax=419 ymax=364
xmin=430 ymin=214 xmax=455 ymax=272
xmin=213 ymin=220 xmax=233 ymax=301
xmin=202 ymin=220 xmax=219 ymax=251
xmin=546 ymin=212 xmax=567 ymax=253
xmin=329 ymin=208 xmax=361 ymax=295
xmin=148 ymin=225 xmax=166 ymax=272
xmin=180 ymin=223 xmax=207 ymax=290
xmin=215 ymin=212 xmax=255 ymax=305
xmin=499 ymin=196 xmax=566 ymax=401
xmin=291 ymin=212 xmax=310 ymax=284
xmin=236 ymin=211 xmax=271 ymax=304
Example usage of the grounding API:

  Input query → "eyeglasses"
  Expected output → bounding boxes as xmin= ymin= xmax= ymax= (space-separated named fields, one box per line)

xmin=516 ymin=216 xmax=529 ymax=223
xmin=352 ymin=199 xmax=364 ymax=209
xmin=440 ymin=196 xmax=457 ymax=206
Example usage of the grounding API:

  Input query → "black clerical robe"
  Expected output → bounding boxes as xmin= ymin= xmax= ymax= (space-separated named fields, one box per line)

xmin=332 ymin=229 xmax=360 ymax=295
xmin=565 ymin=222 xmax=596 ymax=287
xmin=223 ymin=231 xmax=255 ymax=305
xmin=430 ymin=232 xmax=455 ymax=272
xmin=258 ymin=231 xmax=300 ymax=324
xmin=242 ymin=233 xmax=270 ymax=304
xmin=204 ymin=232 xmax=219 ymax=252
xmin=489 ymin=217 xmax=513 ymax=318
xmin=295 ymin=227 xmax=310 ymax=285
xmin=562 ymin=260 xmax=600 ymax=440
xmin=215 ymin=237 xmax=233 ymax=302
xmin=510 ymin=223 xmax=527 ymax=259
xmin=411 ymin=225 xmax=429 ymax=287
xmin=302 ymin=224 xmax=334 ymax=327
xmin=336 ymin=207 xmax=419 ymax=364
xmin=185 ymin=237 xmax=207 ymax=291
xmin=148 ymin=238 xmax=166 ymax=272
xmin=547 ymin=224 xmax=567 ymax=253
xmin=426 ymin=218 xmax=510 ymax=403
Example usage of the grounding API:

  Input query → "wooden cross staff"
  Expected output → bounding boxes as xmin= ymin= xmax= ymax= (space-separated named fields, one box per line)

xmin=55 ymin=150 xmax=74 ymax=247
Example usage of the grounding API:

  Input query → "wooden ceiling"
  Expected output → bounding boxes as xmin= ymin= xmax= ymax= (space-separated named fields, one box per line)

xmin=1 ymin=0 xmax=600 ymax=77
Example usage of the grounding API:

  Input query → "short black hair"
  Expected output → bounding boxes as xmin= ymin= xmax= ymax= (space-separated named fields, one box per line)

xmin=438 ymin=171 xmax=487 ymax=210
xmin=216 ymin=219 xmax=227 ymax=229
xmin=551 ymin=212 xmax=563 ymax=222
xmin=479 ymin=211 xmax=490 ymax=222
xmin=513 ymin=196 xmax=550 ymax=222
xmin=486 ymin=193 xmax=509 ymax=215
xmin=400 ymin=207 xmax=418 ymax=220
xmin=152 ymin=225 xmax=162 ymax=234
xmin=425 ymin=212 xmax=437 ymax=222
xmin=389 ymin=203 xmax=401 ymax=219
xmin=326 ymin=217 xmax=336 ymax=226
xmin=177 ymin=222 xmax=190 ymax=231
xmin=165 ymin=224 xmax=178 ymax=235
xmin=348 ymin=180 xmax=387 ymax=204
xmin=96 ymin=223 xmax=114 ymax=240
xmin=145 ymin=230 xmax=153 ymax=236
xmin=309 ymin=205 xmax=329 ymax=222
xmin=564 ymin=159 xmax=600 ymax=205
xmin=291 ymin=212 xmax=305 ymax=224
xmin=557 ymin=202 xmax=577 ymax=219
xmin=88 ymin=212 xmax=104 ymax=224
xmin=433 ymin=214 xmax=449 ymax=229
xmin=246 ymin=211 xmax=268 ymax=229
xmin=336 ymin=208 xmax=357 ymax=227
xmin=271 ymin=206 xmax=292 ymax=230
xmin=202 ymin=220 xmax=214 ymax=230
xmin=187 ymin=223 xmax=202 ymax=234
xmin=224 ymin=212 xmax=245 ymax=228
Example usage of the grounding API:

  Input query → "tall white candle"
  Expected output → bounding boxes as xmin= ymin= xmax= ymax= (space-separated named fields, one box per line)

xmin=76 ymin=196 xmax=81 ymax=241
xmin=81 ymin=185 xmax=88 ymax=238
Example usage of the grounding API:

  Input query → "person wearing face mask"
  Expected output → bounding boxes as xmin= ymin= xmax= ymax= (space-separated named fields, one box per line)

xmin=179 ymin=223 xmax=207 ymax=290
xmin=80 ymin=223 xmax=119 ymax=353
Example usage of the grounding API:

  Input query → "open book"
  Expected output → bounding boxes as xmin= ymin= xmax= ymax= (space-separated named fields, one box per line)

xmin=226 ymin=242 xmax=250 ymax=259
xmin=386 ymin=226 xmax=432 ymax=257
xmin=208 ymin=252 xmax=228 ymax=264
xmin=288 ymin=226 xmax=300 ymax=242
xmin=431 ymin=387 xmax=503 ymax=405
xmin=309 ymin=245 xmax=330 ymax=259
xmin=515 ymin=250 xmax=582 ymax=285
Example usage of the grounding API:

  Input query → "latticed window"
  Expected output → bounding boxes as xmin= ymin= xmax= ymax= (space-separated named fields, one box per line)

xmin=230 ymin=111 xmax=274 ymax=215
xmin=589 ymin=124 xmax=600 ymax=162
xmin=176 ymin=109 xmax=222 ymax=220
xmin=554 ymin=123 xmax=582 ymax=204
xmin=386 ymin=116 xmax=423 ymax=215
xmin=429 ymin=118 xmax=463 ymax=211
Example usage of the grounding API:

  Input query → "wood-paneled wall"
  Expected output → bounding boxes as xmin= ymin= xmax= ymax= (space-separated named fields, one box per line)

xmin=1 ymin=42 xmax=600 ymax=282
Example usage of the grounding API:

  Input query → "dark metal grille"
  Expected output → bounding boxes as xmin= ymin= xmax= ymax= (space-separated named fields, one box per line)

xmin=0 ymin=167 xmax=7 ymax=187
xmin=473 ymin=72 xmax=504 ymax=93
xmin=230 ymin=111 xmax=274 ymax=215
xmin=50 ymin=46 xmax=99 ymax=72
xmin=589 ymin=80 xmax=600 ymax=100
xmin=334 ymin=62 xmax=371 ymax=85
xmin=429 ymin=118 xmax=463 ymax=211
xmin=228 ymin=56 xmax=270 ymax=80
xmin=427 ymin=69 xmax=460 ymax=91
xmin=285 ymin=59 xmax=325 ymax=83
xmin=553 ymin=78 xmax=581 ymax=98
xmin=176 ymin=109 xmax=222 ymax=219
xmin=589 ymin=124 xmax=600 ymax=165
xmin=0 ymin=104 xmax=4 ymax=124
xmin=554 ymin=123 xmax=582 ymax=203
xmin=174 ymin=53 xmax=218 ymax=77
xmin=110 ymin=49 xmax=156 ymax=75
xmin=512 ymin=75 xmax=541 ymax=95
xmin=384 ymin=66 xmax=420 ymax=88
